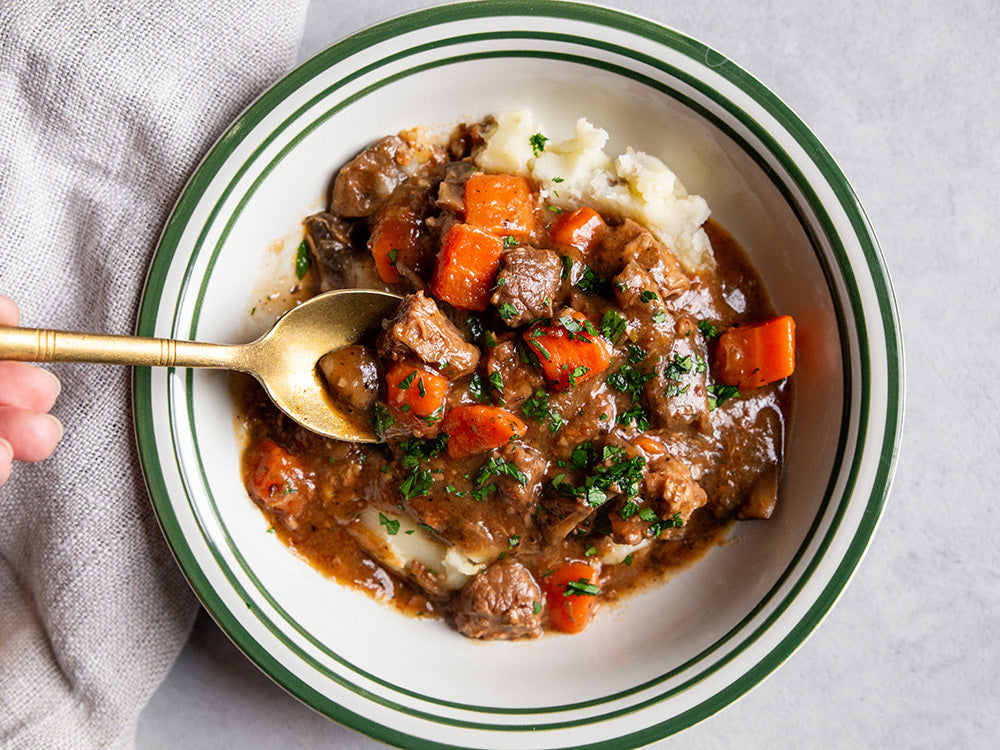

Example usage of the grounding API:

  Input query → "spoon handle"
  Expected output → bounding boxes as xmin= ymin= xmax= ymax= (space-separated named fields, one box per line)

xmin=0 ymin=325 xmax=248 ymax=371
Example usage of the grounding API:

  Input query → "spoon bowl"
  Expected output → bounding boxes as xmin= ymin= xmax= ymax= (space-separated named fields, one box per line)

xmin=0 ymin=289 xmax=403 ymax=442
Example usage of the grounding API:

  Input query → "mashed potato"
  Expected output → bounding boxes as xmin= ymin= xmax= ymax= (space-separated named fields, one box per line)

xmin=473 ymin=111 xmax=713 ymax=271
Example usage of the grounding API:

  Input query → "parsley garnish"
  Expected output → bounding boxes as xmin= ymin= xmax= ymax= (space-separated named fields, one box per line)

xmin=469 ymin=373 xmax=487 ymax=403
xmin=600 ymin=309 xmax=627 ymax=344
xmin=575 ymin=265 xmax=610 ymax=295
xmin=498 ymin=302 xmax=518 ymax=321
xmin=295 ymin=240 xmax=311 ymax=280
xmin=397 ymin=370 xmax=417 ymax=390
xmin=529 ymin=132 xmax=549 ymax=157
xmin=378 ymin=512 xmax=400 ymax=536
xmin=503 ymin=235 xmax=519 ymax=249
xmin=564 ymin=578 xmax=601 ymax=596
xmin=707 ymin=384 xmax=740 ymax=410
xmin=372 ymin=402 xmax=394 ymax=438
xmin=522 ymin=389 xmax=564 ymax=434
xmin=699 ymin=320 xmax=720 ymax=339
xmin=475 ymin=454 xmax=528 ymax=487
xmin=387 ymin=248 xmax=398 ymax=266
xmin=639 ymin=290 xmax=657 ymax=303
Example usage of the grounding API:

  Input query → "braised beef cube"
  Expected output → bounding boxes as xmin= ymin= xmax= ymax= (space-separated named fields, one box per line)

xmin=610 ymin=454 xmax=707 ymax=544
xmin=378 ymin=292 xmax=480 ymax=377
xmin=496 ymin=442 xmax=548 ymax=513
xmin=536 ymin=491 xmax=597 ymax=547
xmin=489 ymin=246 xmax=562 ymax=327
xmin=434 ymin=159 xmax=477 ymax=215
xmin=454 ymin=560 xmax=543 ymax=640
xmin=551 ymin=380 xmax=616 ymax=452
xmin=332 ymin=134 xmax=444 ymax=217
xmin=302 ymin=211 xmax=366 ymax=291
xmin=613 ymin=261 xmax=661 ymax=311
xmin=484 ymin=338 xmax=544 ymax=409
xmin=645 ymin=317 xmax=710 ymax=431
xmin=621 ymin=230 xmax=691 ymax=300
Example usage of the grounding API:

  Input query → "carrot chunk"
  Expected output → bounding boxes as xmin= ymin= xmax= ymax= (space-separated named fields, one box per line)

xmin=550 ymin=206 xmax=607 ymax=253
xmin=245 ymin=438 xmax=314 ymax=515
xmin=441 ymin=404 xmax=527 ymax=460
xmin=368 ymin=204 xmax=427 ymax=284
xmin=429 ymin=223 xmax=506 ymax=311
xmin=524 ymin=310 xmax=612 ymax=391
xmin=542 ymin=561 xmax=600 ymax=634
xmin=715 ymin=315 xmax=796 ymax=390
xmin=385 ymin=360 xmax=450 ymax=422
xmin=463 ymin=173 xmax=535 ymax=237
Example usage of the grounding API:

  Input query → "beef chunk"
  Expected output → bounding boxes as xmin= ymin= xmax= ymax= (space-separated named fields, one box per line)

xmin=302 ymin=211 xmax=365 ymax=291
xmin=621 ymin=230 xmax=691 ymax=301
xmin=332 ymin=135 xmax=444 ymax=217
xmin=496 ymin=442 xmax=548 ymax=513
xmin=454 ymin=560 xmax=543 ymax=640
xmin=613 ymin=261 xmax=661 ymax=311
xmin=609 ymin=454 xmax=707 ymax=544
xmin=645 ymin=316 xmax=710 ymax=431
xmin=378 ymin=292 xmax=480 ymax=377
xmin=434 ymin=159 xmax=477 ymax=215
xmin=484 ymin=337 xmax=545 ymax=409
xmin=491 ymin=246 xmax=562 ymax=326
xmin=594 ymin=219 xmax=691 ymax=300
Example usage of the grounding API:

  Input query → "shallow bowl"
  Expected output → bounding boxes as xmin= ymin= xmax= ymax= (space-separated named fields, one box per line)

xmin=135 ymin=2 xmax=903 ymax=747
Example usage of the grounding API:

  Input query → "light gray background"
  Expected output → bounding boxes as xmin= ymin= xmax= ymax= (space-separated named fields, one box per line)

xmin=137 ymin=0 xmax=1000 ymax=747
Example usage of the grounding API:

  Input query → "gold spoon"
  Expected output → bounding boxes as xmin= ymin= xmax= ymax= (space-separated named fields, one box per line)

xmin=0 ymin=289 xmax=402 ymax=443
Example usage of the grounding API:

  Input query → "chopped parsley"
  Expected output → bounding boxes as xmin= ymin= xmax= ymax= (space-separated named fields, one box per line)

xmin=387 ymin=248 xmax=398 ymax=266
xmin=575 ymin=265 xmax=610 ymax=296
xmin=397 ymin=370 xmax=417 ymax=390
xmin=699 ymin=320 xmax=720 ymax=339
xmin=553 ymin=441 xmax=646 ymax=507
xmin=498 ymin=302 xmax=519 ymax=321
xmin=529 ymin=132 xmax=549 ymax=157
xmin=639 ymin=290 xmax=658 ymax=303
xmin=533 ymin=600 xmax=542 ymax=615
xmin=522 ymin=389 xmax=564 ymax=434
xmin=295 ymin=240 xmax=311 ymax=280
xmin=564 ymin=578 xmax=601 ymax=597
xmin=600 ymin=309 xmax=627 ymax=344
xmin=475 ymin=454 xmax=528 ymax=487
xmin=372 ymin=401 xmax=394 ymax=438
xmin=469 ymin=373 xmax=487 ymax=402
xmin=503 ymin=235 xmax=519 ymax=249
xmin=378 ymin=512 xmax=400 ymax=536
xmin=707 ymin=384 xmax=740 ymax=410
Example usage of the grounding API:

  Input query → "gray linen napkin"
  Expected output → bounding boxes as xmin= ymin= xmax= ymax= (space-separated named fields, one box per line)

xmin=0 ymin=1 xmax=308 ymax=746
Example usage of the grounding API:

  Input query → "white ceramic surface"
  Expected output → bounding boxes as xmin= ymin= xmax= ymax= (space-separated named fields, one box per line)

xmin=135 ymin=3 xmax=901 ymax=748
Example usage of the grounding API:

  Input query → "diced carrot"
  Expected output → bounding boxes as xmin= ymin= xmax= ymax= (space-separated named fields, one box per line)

xmin=368 ymin=203 xmax=427 ymax=284
xmin=245 ymin=438 xmax=315 ymax=515
xmin=463 ymin=173 xmax=535 ymax=237
xmin=441 ymin=404 xmax=527 ymax=460
xmin=550 ymin=206 xmax=607 ymax=253
xmin=715 ymin=315 xmax=796 ymax=390
xmin=542 ymin=561 xmax=600 ymax=634
xmin=524 ymin=310 xmax=612 ymax=391
xmin=385 ymin=360 xmax=450 ymax=422
xmin=430 ymin=223 xmax=506 ymax=311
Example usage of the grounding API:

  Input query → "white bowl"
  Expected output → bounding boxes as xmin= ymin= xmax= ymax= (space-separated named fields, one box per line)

xmin=135 ymin=3 xmax=903 ymax=747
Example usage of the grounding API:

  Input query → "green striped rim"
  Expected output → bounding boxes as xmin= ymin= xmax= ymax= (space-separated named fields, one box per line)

xmin=134 ymin=2 xmax=903 ymax=747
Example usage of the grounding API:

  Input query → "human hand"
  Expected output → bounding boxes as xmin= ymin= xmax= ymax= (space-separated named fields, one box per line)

xmin=0 ymin=295 xmax=64 ymax=486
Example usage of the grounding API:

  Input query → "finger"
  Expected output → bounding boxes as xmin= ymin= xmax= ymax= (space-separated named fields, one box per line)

xmin=0 ymin=406 xmax=63 ymax=462
xmin=0 ymin=361 xmax=62 ymax=411
xmin=0 ymin=438 xmax=12 ymax=485
xmin=0 ymin=295 xmax=20 ymax=327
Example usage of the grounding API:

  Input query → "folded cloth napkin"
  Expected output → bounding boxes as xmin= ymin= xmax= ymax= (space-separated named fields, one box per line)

xmin=0 ymin=1 xmax=308 ymax=747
